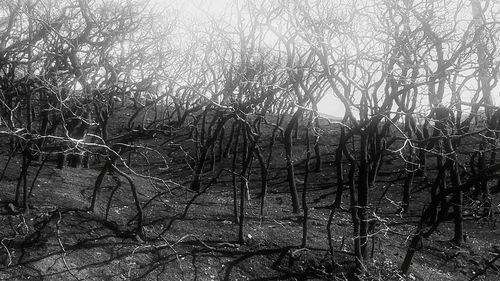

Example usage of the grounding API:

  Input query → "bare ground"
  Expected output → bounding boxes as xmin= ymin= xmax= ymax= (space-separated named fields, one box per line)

xmin=1 ymin=110 xmax=499 ymax=280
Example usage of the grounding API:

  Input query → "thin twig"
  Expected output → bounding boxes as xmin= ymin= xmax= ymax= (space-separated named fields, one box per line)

xmin=1 ymin=238 xmax=13 ymax=266
xmin=55 ymin=210 xmax=82 ymax=281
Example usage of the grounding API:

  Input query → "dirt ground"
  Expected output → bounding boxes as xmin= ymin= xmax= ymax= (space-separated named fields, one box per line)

xmin=1 ymin=108 xmax=499 ymax=281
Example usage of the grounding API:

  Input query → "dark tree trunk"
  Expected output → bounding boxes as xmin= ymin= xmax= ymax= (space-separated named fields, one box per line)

xmin=313 ymin=117 xmax=322 ymax=172
xmin=110 ymin=163 xmax=143 ymax=234
xmin=401 ymin=231 xmax=423 ymax=274
xmin=402 ymin=127 xmax=415 ymax=213
xmin=217 ymin=125 xmax=225 ymax=162
xmin=313 ymin=143 xmax=321 ymax=172
xmin=238 ymin=123 xmax=257 ymax=244
xmin=231 ymin=122 xmax=241 ymax=224
xmin=358 ymin=134 xmax=370 ymax=260
xmin=451 ymin=163 xmax=463 ymax=244
xmin=284 ymin=108 xmax=303 ymax=213
xmin=334 ymin=126 xmax=346 ymax=206
xmin=255 ymin=146 xmax=268 ymax=218
xmin=444 ymin=137 xmax=463 ymax=245
xmin=301 ymin=128 xmax=311 ymax=248
xmin=90 ymin=159 xmax=112 ymax=211
xmin=223 ymin=122 xmax=237 ymax=158
xmin=190 ymin=113 xmax=230 ymax=192
xmin=1 ymin=144 xmax=19 ymax=182
xmin=402 ymin=154 xmax=414 ymax=213
xmin=15 ymin=147 xmax=32 ymax=211
xmin=348 ymin=160 xmax=363 ymax=274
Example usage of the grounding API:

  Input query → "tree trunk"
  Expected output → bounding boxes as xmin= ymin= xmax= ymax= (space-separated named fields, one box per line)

xmin=111 ymin=163 xmax=143 ymax=234
xmin=223 ymin=122 xmax=237 ymax=158
xmin=313 ymin=117 xmax=322 ymax=172
xmin=15 ymin=147 xmax=31 ymax=211
xmin=334 ymin=126 xmax=346 ymax=206
xmin=301 ymin=128 xmax=311 ymax=248
xmin=358 ymin=134 xmax=370 ymax=260
xmin=256 ymin=146 xmax=268 ymax=218
xmin=238 ymin=123 xmax=257 ymax=244
xmin=401 ymin=232 xmax=423 ymax=274
xmin=90 ymin=159 xmax=111 ymax=212
xmin=190 ymin=114 xmax=229 ymax=192
xmin=284 ymin=108 xmax=303 ymax=213
xmin=445 ymin=137 xmax=463 ymax=244
xmin=348 ymin=160 xmax=363 ymax=274
xmin=402 ymin=127 xmax=415 ymax=213
xmin=232 ymin=122 xmax=241 ymax=224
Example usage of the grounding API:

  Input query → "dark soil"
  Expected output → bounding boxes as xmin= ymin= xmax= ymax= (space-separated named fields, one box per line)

xmin=1 ymin=107 xmax=499 ymax=281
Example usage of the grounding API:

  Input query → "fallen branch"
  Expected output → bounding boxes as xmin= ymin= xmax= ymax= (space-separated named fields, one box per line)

xmin=469 ymin=250 xmax=500 ymax=281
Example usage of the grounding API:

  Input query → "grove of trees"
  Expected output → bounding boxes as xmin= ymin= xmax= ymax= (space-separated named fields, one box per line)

xmin=1 ymin=0 xmax=500 ymax=279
